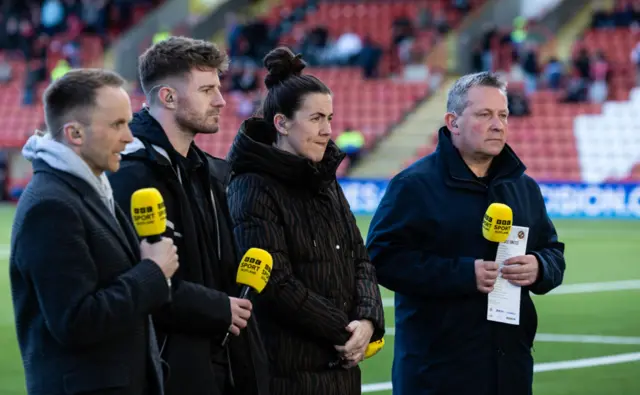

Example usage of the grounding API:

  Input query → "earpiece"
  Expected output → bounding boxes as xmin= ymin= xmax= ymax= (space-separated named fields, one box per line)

xmin=452 ymin=119 xmax=458 ymax=128
xmin=166 ymin=95 xmax=173 ymax=103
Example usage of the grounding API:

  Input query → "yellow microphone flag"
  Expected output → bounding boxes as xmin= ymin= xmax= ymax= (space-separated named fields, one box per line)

xmin=482 ymin=203 xmax=513 ymax=243
xmin=236 ymin=248 xmax=273 ymax=294
xmin=364 ymin=338 xmax=385 ymax=359
xmin=131 ymin=188 xmax=167 ymax=238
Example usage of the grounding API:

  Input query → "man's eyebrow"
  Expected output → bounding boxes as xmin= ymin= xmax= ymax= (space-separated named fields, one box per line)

xmin=198 ymin=84 xmax=218 ymax=90
xmin=111 ymin=118 xmax=128 ymax=126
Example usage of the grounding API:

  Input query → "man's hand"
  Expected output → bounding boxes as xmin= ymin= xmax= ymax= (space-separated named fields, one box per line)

xmin=140 ymin=237 xmax=179 ymax=279
xmin=501 ymin=255 xmax=540 ymax=287
xmin=334 ymin=320 xmax=374 ymax=368
xmin=228 ymin=297 xmax=252 ymax=336
xmin=475 ymin=259 xmax=499 ymax=293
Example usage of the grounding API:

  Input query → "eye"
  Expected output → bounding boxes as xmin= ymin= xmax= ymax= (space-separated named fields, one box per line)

xmin=311 ymin=116 xmax=321 ymax=122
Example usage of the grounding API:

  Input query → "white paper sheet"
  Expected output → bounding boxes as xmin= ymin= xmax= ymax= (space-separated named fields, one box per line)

xmin=487 ymin=226 xmax=529 ymax=326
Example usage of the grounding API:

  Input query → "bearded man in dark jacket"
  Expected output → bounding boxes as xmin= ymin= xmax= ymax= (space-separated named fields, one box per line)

xmin=108 ymin=36 xmax=269 ymax=395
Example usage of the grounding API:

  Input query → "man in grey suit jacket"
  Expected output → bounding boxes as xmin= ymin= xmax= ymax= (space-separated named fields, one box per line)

xmin=10 ymin=68 xmax=179 ymax=395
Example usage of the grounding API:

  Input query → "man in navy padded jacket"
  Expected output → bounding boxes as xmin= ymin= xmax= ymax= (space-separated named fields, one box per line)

xmin=366 ymin=71 xmax=566 ymax=395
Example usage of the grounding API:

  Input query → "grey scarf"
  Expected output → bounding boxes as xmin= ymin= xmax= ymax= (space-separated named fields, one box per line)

xmin=22 ymin=132 xmax=115 ymax=216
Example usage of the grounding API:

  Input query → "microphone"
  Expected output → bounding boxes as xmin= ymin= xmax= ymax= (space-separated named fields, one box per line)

xmin=328 ymin=337 xmax=386 ymax=369
xmin=221 ymin=248 xmax=273 ymax=347
xmin=364 ymin=337 xmax=385 ymax=359
xmin=130 ymin=188 xmax=171 ymax=293
xmin=482 ymin=203 xmax=513 ymax=243
xmin=131 ymin=188 xmax=167 ymax=241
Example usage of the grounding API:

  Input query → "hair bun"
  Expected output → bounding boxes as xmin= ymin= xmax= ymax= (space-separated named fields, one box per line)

xmin=263 ymin=47 xmax=307 ymax=89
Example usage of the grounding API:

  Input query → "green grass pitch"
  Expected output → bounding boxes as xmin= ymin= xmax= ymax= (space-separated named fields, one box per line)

xmin=0 ymin=205 xmax=638 ymax=394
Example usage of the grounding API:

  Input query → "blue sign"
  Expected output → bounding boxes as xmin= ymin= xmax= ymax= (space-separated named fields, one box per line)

xmin=540 ymin=182 xmax=640 ymax=218
xmin=338 ymin=179 xmax=640 ymax=219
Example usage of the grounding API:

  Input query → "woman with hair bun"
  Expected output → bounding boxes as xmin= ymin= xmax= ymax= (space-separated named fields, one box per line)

xmin=226 ymin=46 xmax=385 ymax=394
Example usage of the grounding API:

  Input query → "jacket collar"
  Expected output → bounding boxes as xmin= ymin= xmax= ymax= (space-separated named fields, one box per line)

xmin=33 ymin=159 xmax=138 ymax=262
xmin=120 ymin=108 xmax=232 ymax=188
xmin=227 ymin=117 xmax=345 ymax=191
xmin=435 ymin=126 xmax=526 ymax=190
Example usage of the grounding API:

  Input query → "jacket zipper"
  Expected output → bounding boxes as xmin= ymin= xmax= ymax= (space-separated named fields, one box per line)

xmin=158 ymin=163 xmax=183 ymax=364
xmin=209 ymin=189 xmax=221 ymax=260
xmin=172 ymin=163 xmax=221 ymax=260
xmin=150 ymin=146 xmax=226 ymax=376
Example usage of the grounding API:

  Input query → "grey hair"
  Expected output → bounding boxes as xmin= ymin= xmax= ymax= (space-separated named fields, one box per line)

xmin=446 ymin=71 xmax=508 ymax=115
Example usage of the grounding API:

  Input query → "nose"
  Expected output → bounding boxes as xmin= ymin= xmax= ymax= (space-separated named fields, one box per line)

xmin=320 ymin=122 xmax=332 ymax=137
xmin=490 ymin=115 xmax=504 ymax=130
xmin=122 ymin=124 xmax=134 ymax=144
xmin=211 ymin=89 xmax=226 ymax=108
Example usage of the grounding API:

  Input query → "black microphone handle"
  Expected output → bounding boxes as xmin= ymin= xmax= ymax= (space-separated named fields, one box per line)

xmin=238 ymin=285 xmax=251 ymax=300
xmin=220 ymin=286 xmax=254 ymax=347
xmin=146 ymin=234 xmax=162 ymax=243
xmin=221 ymin=330 xmax=231 ymax=347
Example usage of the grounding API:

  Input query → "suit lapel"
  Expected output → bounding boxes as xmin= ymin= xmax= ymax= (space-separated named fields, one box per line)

xmin=115 ymin=204 xmax=141 ymax=259
xmin=83 ymin=194 xmax=137 ymax=264
xmin=33 ymin=160 xmax=138 ymax=264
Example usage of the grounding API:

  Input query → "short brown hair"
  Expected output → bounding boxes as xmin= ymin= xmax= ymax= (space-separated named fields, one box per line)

xmin=43 ymin=68 xmax=126 ymax=140
xmin=138 ymin=36 xmax=229 ymax=101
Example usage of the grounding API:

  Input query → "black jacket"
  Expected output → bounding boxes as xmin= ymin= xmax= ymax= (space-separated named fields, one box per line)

xmin=226 ymin=118 xmax=385 ymax=395
xmin=366 ymin=127 xmax=566 ymax=395
xmin=11 ymin=160 xmax=167 ymax=395
xmin=108 ymin=109 xmax=269 ymax=395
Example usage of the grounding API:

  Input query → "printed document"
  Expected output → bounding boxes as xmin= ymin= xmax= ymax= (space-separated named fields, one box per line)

xmin=487 ymin=226 xmax=529 ymax=325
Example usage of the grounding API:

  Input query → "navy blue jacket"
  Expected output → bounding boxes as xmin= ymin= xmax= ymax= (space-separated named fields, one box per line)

xmin=366 ymin=127 xmax=565 ymax=395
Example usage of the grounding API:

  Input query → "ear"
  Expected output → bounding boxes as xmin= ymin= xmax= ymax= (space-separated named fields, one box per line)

xmin=273 ymin=114 xmax=289 ymax=136
xmin=444 ymin=112 xmax=459 ymax=134
xmin=158 ymin=86 xmax=176 ymax=109
xmin=63 ymin=122 xmax=84 ymax=146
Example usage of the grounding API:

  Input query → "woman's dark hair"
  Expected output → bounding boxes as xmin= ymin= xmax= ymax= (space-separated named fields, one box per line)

xmin=261 ymin=47 xmax=331 ymax=127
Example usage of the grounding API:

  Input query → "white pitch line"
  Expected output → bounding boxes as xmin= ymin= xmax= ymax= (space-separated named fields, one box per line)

xmin=361 ymin=352 xmax=640 ymax=393
xmin=547 ymin=279 xmax=640 ymax=295
xmin=362 ymin=382 xmax=393 ymax=393
xmin=382 ymin=329 xmax=640 ymax=345
xmin=533 ymin=352 xmax=640 ymax=372
xmin=382 ymin=279 xmax=640 ymax=307
xmin=535 ymin=333 xmax=640 ymax=345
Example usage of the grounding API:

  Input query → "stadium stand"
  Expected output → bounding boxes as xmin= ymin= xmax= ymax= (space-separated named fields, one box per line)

xmin=406 ymin=0 xmax=640 ymax=183
xmin=214 ymin=0 xmax=485 ymax=175
xmin=0 ymin=0 xmax=486 ymax=179
xmin=0 ymin=0 xmax=163 ymax=145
